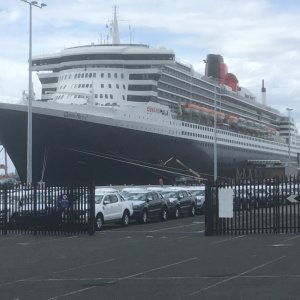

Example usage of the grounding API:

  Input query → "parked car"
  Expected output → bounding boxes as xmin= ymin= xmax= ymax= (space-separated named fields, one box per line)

xmin=120 ymin=187 xmax=146 ymax=199
xmin=185 ymin=186 xmax=206 ymax=214
xmin=234 ymin=184 xmax=274 ymax=210
xmin=0 ymin=192 xmax=9 ymax=225
xmin=125 ymin=191 xmax=169 ymax=224
xmin=160 ymin=188 xmax=196 ymax=218
xmin=94 ymin=190 xmax=133 ymax=230
xmin=95 ymin=187 xmax=118 ymax=193
xmin=8 ymin=190 xmax=59 ymax=228
xmin=145 ymin=186 xmax=165 ymax=192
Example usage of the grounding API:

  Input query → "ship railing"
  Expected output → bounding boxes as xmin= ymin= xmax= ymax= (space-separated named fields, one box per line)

xmin=180 ymin=115 xmax=286 ymax=145
xmin=67 ymin=44 xmax=150 ymax=50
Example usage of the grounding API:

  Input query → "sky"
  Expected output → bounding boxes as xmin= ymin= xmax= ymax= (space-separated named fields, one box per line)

xmin=1 ymin=0 xmax=300 ymax=172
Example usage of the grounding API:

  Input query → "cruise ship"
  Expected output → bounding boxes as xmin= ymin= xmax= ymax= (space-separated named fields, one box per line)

xmin=0 ymin=8 xmax=299 ymax=185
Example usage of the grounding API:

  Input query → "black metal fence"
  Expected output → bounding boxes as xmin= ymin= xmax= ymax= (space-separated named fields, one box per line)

xmin=205 ymin=176 xmax=300 ymax=235
xmin=0 ymin=183 xmax=95 ymax=235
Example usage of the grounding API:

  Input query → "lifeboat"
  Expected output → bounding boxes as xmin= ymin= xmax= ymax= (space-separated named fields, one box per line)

xmin=254 ymin=122 xmax=267 ymax=133
xmin=204 ymin=108 xmax=214 ymax=119
xmin=245 ymin=120 xmax=257 ymax=131
xmin=182 ymin=103 xmax=212 ymax=118
xmin=266 ymin=126 xmax=277 ymax=135
xmin=251 ymin=122 xmax=264 ymax=133
xmin=225 ymin=115 xmax=239 ymax=125
xmin=197 ymin=107 xmax=225 ymax=120
xmin=182 ymin=104 xmax=194 ymax=114
xmin=198 ymin=106 xmax=211 ymax=117
xmin=215 ymin=111 xmax=225 ymax=121
xmin=237 ymin=118 xmax=247 ymax=129
xmin=181 ymin=103 xmax=226 ymax=122
xmin=182 ymin=103 xmax=203 ymax=116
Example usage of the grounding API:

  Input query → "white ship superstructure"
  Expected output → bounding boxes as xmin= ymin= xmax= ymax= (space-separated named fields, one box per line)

xmin=32 ymin=39 xmax=300 ymax=159
xmin=34 ymin=44 xmax=174 ymax=105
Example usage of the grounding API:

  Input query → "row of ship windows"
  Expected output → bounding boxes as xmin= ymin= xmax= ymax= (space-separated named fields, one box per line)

xmin=162 ymin=75 xmax=217 ymax=100
xmin=116 ymin=115 xmax=285 ymax=153
xmin=94 ymin=94 xmax=126 ymax=100
xmin=115 ymin=115 xmax=283 ymax=154
xmin=183 ymin=122 xmax=213 ymax=132
xmin=115 ymin=124 xmax=273 ymax=155
xmin=163 ymin=66 xmax=213 ymax=91
xmin=57 ymin=83 xmax=127 ymax=90
xmin=181 ymin=131 xmax=281 ymax=152
xmin=181 ymin=121 xmax=283 ymax=145
xmin=182 ymin=131 xmax=214 ymax=140
xmin=158 ymin=88 xmax=212 ymax=110
xmin=117 ymin=110 xmax=284 ymax=150
xmin=59 ymin=72 xmax=125 ymax=80
xmin=53 ymin=94 xmax=126 ymax=100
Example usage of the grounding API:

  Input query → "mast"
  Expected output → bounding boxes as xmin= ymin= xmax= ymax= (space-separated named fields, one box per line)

xmin=261 ymin=79 xmax=266 ymax=106
xmin=112 ymin=6 xmax=120 ymax=44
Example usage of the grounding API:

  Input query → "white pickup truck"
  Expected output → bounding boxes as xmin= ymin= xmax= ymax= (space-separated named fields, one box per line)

xmin=95 ymin=188 xmax=133 ymax=230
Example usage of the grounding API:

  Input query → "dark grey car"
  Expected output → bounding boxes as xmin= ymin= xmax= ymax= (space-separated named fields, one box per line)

xmin=160 ymin=189 xmax=196 ymax=218
xmin=126 ymin=191 xmax=169 ymax=224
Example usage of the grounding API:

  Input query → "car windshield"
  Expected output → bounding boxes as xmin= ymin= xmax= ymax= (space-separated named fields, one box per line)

xmin=189 ymin=190 xmax=205 ymax=197
xmin=95 ymin=194 xmax=104 ymax=204
xmin=119 ymin=192 xmax=128 ymax=199
xmin=126 ymin=193 xmax=147 ymax=201
xmin=161 ymin=191 xmax=177 ymax=198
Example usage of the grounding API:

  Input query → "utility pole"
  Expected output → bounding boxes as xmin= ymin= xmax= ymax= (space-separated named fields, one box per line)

xmin=20 ymin=0 xmax=47 ymax=183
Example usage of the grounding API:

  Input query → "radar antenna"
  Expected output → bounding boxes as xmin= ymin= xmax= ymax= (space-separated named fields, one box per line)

xmin=111 ymin=5 xmax=120 ymax=44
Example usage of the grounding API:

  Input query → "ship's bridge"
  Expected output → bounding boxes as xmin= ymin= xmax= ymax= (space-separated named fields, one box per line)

xmin=32 ymin=44 xmax=175 ymax=71
xmin=33 ymin=43 xmax=175 ymax=104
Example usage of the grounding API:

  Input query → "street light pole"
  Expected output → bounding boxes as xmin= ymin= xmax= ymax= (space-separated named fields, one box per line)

xmin=286 ymin=108 xmax=293 ymax=162
xmin=213 ymin=83 xmax=217 ymax=182
xmin=21 ymin=0 xmax=46 ymax=183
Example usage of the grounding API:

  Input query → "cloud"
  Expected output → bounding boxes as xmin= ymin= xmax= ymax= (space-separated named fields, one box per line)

xmin=1 ymin=0 xmax=300 ymax=126
xmin=0 ymin=9 xmax=20 ymax=24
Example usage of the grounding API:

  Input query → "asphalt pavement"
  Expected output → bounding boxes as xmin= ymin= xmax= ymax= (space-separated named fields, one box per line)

xmin=0 ymin=215 xmax=300 ymax=300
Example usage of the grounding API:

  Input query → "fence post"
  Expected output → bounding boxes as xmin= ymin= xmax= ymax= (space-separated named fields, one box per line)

xmin=205 ymin=181 xmax=212 ymax=235
xmin=88 ymin=182 xmax=95 ymax=236
xmin=273 ymin=177 xmax=281 ymax=233
xmin=33 ymin=183 xmax=37 ymax=236
xmin=3 ymin=185 xmax=8 ymax=235
xmin=205 ymin=180 xmax=218 ymax=236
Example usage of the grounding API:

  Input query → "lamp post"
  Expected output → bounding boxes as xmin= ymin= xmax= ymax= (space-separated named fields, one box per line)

xmin=20 ymin=0 xmax=47 ymax=183
xmin=213 ymin=83 xmax=217 ymax=182
xmin=286 ymin=108 xmax=293 ymax=162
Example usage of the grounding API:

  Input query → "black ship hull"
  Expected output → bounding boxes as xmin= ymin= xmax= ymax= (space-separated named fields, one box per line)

xmin=0 ymin=104 xmax=289 ymax=185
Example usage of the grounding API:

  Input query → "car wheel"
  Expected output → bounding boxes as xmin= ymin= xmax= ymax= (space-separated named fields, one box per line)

xmin=140 ymin=210 xmax=148 ymax=224
xmin=174 ymin=207 xmax=180 ymax=219
xmin=95 ymin=214 xmax=103 ymax=230
xmin=190 ymin=205 xmax=196 ymax=217
xmin=161 ymin=207 xmax=168 ymax=221
xmin=122 ymin=211 xmax=130 ymax=227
